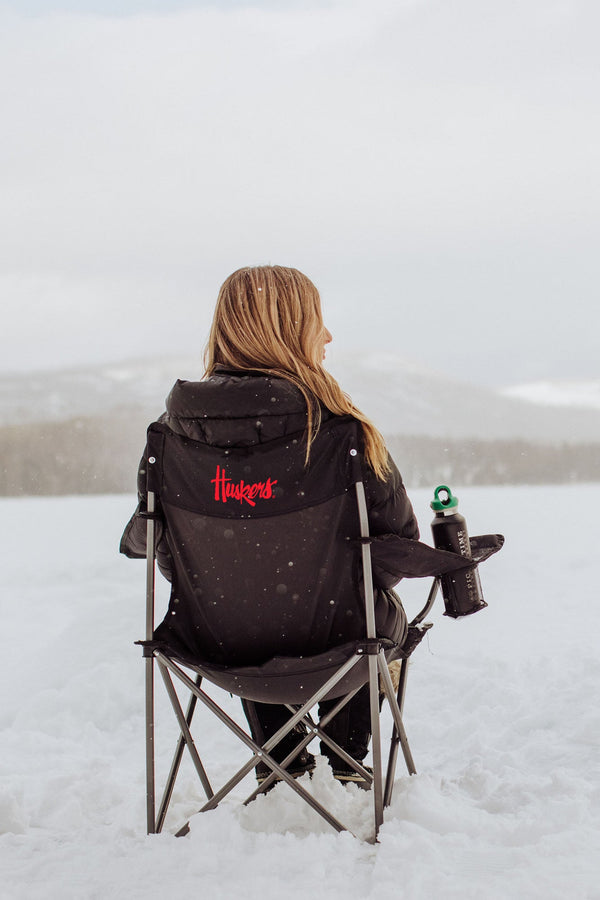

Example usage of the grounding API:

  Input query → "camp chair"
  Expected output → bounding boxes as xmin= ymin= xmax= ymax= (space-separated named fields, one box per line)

xmin=136 ymin=416 xmax=502 ymax=843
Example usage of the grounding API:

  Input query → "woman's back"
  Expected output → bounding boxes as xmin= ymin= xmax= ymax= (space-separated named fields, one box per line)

xmin=121 ymin=263 xmax=420 ymax=782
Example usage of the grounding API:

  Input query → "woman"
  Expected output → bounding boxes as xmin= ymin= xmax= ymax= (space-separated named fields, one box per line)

xmin=121 ymin=265 xmax=419 ymax=786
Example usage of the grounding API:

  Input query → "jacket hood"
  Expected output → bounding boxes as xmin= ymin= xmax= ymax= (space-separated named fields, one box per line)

xmin=165 ymin=369 xmax=307 ymax=421
xmin=162 ymin=369 xmax=326 ymax=449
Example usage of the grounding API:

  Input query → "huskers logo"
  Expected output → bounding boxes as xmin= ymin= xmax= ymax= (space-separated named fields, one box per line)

xmin=210 ymin=465 xmax=278 ymax=506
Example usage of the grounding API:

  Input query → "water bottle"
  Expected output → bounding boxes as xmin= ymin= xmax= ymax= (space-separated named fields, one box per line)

xmin=430 ymin=485 xmax=487 ymax=618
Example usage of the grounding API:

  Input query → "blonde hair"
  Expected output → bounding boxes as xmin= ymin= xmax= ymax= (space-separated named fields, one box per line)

xmin=204 ymin=265 xmax=390 ymax=479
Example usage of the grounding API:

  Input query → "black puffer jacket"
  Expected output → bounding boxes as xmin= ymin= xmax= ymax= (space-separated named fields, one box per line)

xmin=120 ymin=369 xmax=419 ymax=658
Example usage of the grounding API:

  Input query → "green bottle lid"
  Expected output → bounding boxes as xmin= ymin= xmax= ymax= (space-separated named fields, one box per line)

xmin=431 ymin=484 xmax=459 ymax=511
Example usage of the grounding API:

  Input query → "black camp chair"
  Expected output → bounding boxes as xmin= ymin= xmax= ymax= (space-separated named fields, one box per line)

xmin=136 ymin=416 xmax=502 ymax=842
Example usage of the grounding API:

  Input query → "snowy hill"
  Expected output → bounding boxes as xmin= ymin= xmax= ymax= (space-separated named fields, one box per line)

xmin=3 ymin=353 xmax=600 ymax=443
xmin=326 ymin=353 xmax=600 ymax=442
xmin=0 ymin=357 xmax=197 ymax=426
xmin=500 ymin=378 xmax=600 ymax=410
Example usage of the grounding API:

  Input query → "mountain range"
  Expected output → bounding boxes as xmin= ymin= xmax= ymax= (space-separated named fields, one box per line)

xmin=1 ymin=352 xmax=599 ymax=444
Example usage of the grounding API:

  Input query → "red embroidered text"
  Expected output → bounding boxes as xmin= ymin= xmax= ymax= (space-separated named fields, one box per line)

xmin=211 ymin=465 xmax=278 ymax=506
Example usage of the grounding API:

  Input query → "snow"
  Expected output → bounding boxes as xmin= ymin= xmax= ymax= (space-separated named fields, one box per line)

xmin=501 ymin=379 xmax=600 ymax=410
xmin=1 ymin=486 xmax=599 ymax=899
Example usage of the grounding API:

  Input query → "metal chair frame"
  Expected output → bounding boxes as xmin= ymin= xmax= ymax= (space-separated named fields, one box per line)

xmin=141 ymin=453 xmax=439 ymax=843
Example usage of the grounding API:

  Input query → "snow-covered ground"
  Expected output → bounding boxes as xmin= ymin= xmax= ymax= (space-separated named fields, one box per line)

xmin=1 ymin=486 xmax=599 ymax=899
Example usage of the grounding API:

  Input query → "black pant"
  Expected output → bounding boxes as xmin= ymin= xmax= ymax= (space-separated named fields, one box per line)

xmin=241 ymin=683 xmax=371 ymax=770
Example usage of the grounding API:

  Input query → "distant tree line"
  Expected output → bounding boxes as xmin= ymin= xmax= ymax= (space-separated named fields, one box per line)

xmin=1 ymin=415 xmax=599 ymax=496
xmin=385 ymin=435 xmax=600 ymax=487
xmin=0 ymin=414 xmax=144 ymax=496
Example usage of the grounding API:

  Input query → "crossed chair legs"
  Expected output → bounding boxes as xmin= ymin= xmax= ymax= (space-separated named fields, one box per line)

xmin=148 ymin=642 xmax=418 ymax=843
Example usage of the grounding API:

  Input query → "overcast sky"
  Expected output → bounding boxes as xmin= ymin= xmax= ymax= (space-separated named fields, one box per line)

xmin=0 ymin=0 xmax=598 ymax=386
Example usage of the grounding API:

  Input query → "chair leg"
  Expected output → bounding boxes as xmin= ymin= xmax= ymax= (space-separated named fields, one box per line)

xmin=378 ymin=652 xmax=416 ymax=812
xmin=383 ymin=657 xmax=411 ymax=807
xmin=145 ymin=655 xmax=155 ymax=835
xmin=156 ymin=651 xmax=360 ymax=838
xmin=156 ymin=674 xmax=212 ymax=833
xmin=158 ymin=663 xmax=214 ymax=809
xmin=368 ymin=654 xmax=384 ymax=842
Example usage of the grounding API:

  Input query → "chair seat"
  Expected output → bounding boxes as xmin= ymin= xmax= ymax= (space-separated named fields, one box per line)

xmin=144 ymin=624 xmax=433 ymax=704
xmin=148 ymin=639 xmax=386 ymax=704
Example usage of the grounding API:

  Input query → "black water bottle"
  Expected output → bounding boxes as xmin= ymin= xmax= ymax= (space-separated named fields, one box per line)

xmin=430 ymin=485 xmax=487 ymax=618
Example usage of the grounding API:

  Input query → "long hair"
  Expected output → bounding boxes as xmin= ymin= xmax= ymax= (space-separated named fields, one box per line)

xmin=204 ymin=265 xmax=390 ymax=478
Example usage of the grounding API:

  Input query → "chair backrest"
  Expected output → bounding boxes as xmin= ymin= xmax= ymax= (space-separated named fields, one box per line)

xmin=147 ymin=416 xmax=371 ymax=667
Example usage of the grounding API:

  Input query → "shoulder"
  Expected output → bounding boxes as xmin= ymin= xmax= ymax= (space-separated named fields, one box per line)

xmin=363 ymin=452 xmax=420 ymax=539
xmin=364 ymin=452 xmax=403 ymax=501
